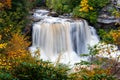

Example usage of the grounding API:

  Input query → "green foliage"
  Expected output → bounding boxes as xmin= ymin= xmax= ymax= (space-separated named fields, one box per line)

xmin=80 ymin=71 xmax=115 ymax=80
xmin=35 ymin=0 xmax=43 ymax=7
xmin=0 ymin=0 xmax=37 ymax=42
xmin=46 ymin=0 xmax=80 ymax=14
xmin=88 ymin=0 xmax=110 ymax=11
xmin=12 ymin=61 xmax=70 ymax=80
xmin=70 ymin=67 xmax=116 ymax=80
xmin=0 ymin=0 xmax=44 ymax=42
xmin=0 ymin=60 xmax=70 ymax=80
xmin=72 ymin=0 xmax=110 ymax=24
xmin=77 ymin=46 xmax=101 ymax=66
xmin=46 ymin=0 xmax=110 ymax=24
xmin=98 ymin=29 xmax=114 ymax=44
xmin=73 ymin=6 xmax=97 ymax=24
xmin=0 ymin=70 xmax=18 ymax=80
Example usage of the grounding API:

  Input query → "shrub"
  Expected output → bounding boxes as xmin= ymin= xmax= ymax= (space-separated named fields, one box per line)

xmin=72 ymin=6 xmax=97 ymax=24
xmin=12 ymin=61 xmax=70 ymax=80
xmin=98 ymin=29 xmax=114 ymax=44
xmin=6 ymin=32 xmax=30 ymax=59
xmin=72 ymin=0 xmax=110 ymax=24
xmin=0 ymin=32 xmax=34 ymax=71
xmin=98 ymin=29 xmax=120 ymax=46
xmin=0 ymin=70 xmax=16 ymax=80
xmin=110 ymin=30 xmax=120 ymax=46
xmin=70 ymin=68 xmax=115 ymax=80
xmin=46 ymin=0 xmax=80 ymax=14
xmin=0 ymin=0 xmax=39 ymax=42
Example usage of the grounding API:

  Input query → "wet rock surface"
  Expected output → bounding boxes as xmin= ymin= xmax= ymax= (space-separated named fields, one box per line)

xmin=48 ymin=11 xmax=59 ymax=17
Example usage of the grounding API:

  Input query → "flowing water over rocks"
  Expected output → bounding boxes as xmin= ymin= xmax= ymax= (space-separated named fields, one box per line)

xmin=29 ymin=9 xmax=100 ymax=65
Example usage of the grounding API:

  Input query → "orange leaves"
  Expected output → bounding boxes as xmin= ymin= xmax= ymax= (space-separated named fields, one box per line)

xmin=6 ymin=32 xmax=31 ymax=60
xmin=2 ymin=32 xmax=33 ymax=68
xmin=5 ymin=0 xmax=11 ymax=8
xmin=0 ymin=2 xmax=4 ymax=9
xmin=0 ymin=33 xmax=34 ymax=70
xmin=0 ymin=0 xmax=12 ymax=9
xmin=110 ymin=30 xmax=120 ymax=46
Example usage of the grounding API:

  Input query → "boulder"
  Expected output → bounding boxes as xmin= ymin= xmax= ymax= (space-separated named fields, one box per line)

xmin=48 ymin=11 xmax=58 ymax=17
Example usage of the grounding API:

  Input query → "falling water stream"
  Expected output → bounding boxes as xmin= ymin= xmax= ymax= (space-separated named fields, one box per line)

xmin=29 ymin=9 xmax=100 ymax=65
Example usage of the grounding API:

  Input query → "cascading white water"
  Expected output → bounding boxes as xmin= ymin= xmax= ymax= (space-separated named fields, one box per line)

xmin=29 ymin=9 xmax=99 ymax=65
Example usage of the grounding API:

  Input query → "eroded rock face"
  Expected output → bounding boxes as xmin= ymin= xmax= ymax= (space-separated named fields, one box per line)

xmin=117 ymin=0 xmax=120 ymax=6
xmin=97 ymin=16 xmax=120 ymax=24
xmin=98 ymin=0 xmax=120 ymax=24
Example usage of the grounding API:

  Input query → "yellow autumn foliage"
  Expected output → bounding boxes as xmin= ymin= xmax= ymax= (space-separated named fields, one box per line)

xmin=79 ymin=0 xmax=93 ymax=12
xmin=0 ymin=35 xmax=7 ymax=49
xmin=6 ymin=32 xmax=31 ymax=60
xmin=0 ymin=43 xmax=7 ymax=49
xmin=0 ymin=54 xmax=12 ymax=70
xmin=70 ymin=67 xmax=111 ymax=80
xmin=110 ymin=30 xmax=120 ymax=46
xmin=0 ymin=33 xmax=36 ymax=70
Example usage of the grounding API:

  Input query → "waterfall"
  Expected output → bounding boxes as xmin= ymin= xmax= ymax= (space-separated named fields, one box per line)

xmin=29 ymin=9 xmax=99 ymax=65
